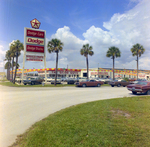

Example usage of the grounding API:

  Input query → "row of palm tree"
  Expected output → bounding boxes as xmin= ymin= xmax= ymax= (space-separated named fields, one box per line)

xmin=80 ymin=43 xmax=145 ymax=81
xmin=47 ymin=38 xmax=145 ymax=85
xmin=4 ymin=40 xmax=24 ymax=84
xmin=106 ymin=44 xmax=145 ymax=80
xmin=4 ymin=38 xmax=145 ymax=85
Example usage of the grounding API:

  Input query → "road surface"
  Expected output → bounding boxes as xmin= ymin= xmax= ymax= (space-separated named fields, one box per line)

xmin=0 ymin=85 xmax=134 ymax=147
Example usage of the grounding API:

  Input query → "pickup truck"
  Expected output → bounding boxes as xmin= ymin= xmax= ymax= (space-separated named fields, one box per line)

xmin=23 ymin=76 xmax=44 ymax=85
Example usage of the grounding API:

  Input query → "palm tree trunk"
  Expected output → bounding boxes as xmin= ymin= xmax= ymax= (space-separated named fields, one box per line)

xmin=6 ymin=68 xmax=8 ymax=80
xmin=7 ymin=68 xmax=10 ymax=80
xmin=113 ymin=56 xmax=115 ymax=80
xmin=137 ymin=55 xmax=138 ymax=80
xmin=8 ymin=61 xmax=10 ymax=80
xmin=54 ymin=52 xmax=58 ymax=86
xmin=13 ymin=55 xmax=18 ymax=84
xmin=12 ymin=57 xmax=14 ymax=82
xmin=86 ymin=56 xmax=89 ymax=80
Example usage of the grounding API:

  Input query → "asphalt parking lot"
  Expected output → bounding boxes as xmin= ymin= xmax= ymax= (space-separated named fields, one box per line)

xmin=0 ymin=85 xmax=135 ymax=147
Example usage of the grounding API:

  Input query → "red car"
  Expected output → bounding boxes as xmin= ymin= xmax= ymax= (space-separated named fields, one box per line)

xmin=127 ymin=81 xmax=150 ymax=95
xmin=109 ymin=80 xmax=133 ymax=87
xmin=75 ymin=79 xmax=104 ymax=87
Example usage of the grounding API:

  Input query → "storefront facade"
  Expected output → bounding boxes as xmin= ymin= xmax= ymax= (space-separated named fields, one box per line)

xmin=15 ymin=67 xmax=150 ymax=80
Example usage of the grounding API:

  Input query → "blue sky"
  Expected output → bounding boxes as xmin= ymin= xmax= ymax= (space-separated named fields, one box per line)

xmin=0 ymin=0 xmax=150 ymax=72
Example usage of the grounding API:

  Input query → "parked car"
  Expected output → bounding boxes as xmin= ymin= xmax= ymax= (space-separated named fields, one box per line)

xmin=67 ymin=79 xmax=75 ymax=84
xmin=78 ymin=77 xmax=87 ymax=82
xmin=15 ymin=77 xmax=21 ymax=83
xmin=104 ymin=78 xmax=113 ymax=83
xmin=109 ymin=80 xmax=133 ymax=87
xmin=75 ymin=79 xmax=104 ymax=87
xmin=99 ymin=78 xmax=112 ymax=84
xmin=44 ymin=77 xmax=54 ymax=82
xmin=132 ymin=79 xmax=147 ymax=84
xmin=127 ymin=81 xmax=150 ymax=95
xmin=67 ymin=78 xmax=76 ymax=84
xmin=117 ymin=78 xmax=123 ymax=82
xmin=61 ymin=77 xmax=68 ymax=82
xmin=51 ymin=78 xmax=62 ymax=84
xmin=129 ymin=78 xmax=136 ymax=82
xmin=23 ymin=76 xmax=44 ymax=85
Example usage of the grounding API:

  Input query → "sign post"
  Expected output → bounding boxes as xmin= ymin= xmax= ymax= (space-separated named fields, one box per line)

xmin=21 ymin=19 xmax=47 ymax=84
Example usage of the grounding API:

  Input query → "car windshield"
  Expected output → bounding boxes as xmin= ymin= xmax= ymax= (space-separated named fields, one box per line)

xmin=137 ymin=81 xmax=147 ymax=85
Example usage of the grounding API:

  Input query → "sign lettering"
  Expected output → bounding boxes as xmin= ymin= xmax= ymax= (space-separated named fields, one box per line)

xmin=26 ymin=45 xmax=44 ymax=53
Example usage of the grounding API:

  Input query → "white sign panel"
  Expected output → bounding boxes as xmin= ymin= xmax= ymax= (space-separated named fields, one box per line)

xmin=26 ymin=55 xmax=44 ymax=61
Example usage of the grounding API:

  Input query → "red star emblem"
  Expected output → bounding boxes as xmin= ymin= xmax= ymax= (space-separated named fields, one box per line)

xmin=30 ymin=18 xmax=41 ymax=29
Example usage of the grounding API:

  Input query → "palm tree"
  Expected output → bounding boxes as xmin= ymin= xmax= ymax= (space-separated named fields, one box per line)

xmin=4 ymin=62 xmax=11 ymax=80
xmin=5 ymin=50 xmax=12 ymax=80
xmin=9 ymin=46 xmax=15 ymax=82
xmin=10 ymin=40 xmax=24 ymax=84
xmin=13 ymin=62 xmax=20 ymax=69
xmin=47 ymin=38 xmax=64 ymax=86
xmin=106 ymin=46 xmax=121 ymax=80
xmin=80 ymin=44 xmax=94 ymax=80
xmin=131 ymin=43 xmax=145 ymax=80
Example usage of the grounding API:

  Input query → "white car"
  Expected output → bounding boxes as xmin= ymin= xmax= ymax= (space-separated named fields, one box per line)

xmin=44 ymin=77 xmax=54 ymax=82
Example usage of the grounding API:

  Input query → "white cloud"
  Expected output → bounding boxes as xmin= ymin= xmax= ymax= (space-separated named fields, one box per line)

xmin=1 ymin=0 xmax=150 ymax=72
xmin=0 ymin=44 xmax=6 ymax=71
xmin=45 ymin=0 xmax=150 ymax=70
xmin=51 ymin=26 xmax=88 ymax=51
xmin=47 ymin=26 xmax=89 ymax=69
xmin=9 ymin=40 xmax=16 ymax=47
xmin=82 ymin=0 xmax=150 ymax=69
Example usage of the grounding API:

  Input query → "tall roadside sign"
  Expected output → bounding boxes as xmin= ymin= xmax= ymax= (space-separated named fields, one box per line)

xmin=21 ymin=18 xmax=47 ymax=83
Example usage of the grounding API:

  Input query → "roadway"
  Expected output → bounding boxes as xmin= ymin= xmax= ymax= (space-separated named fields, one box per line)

xmin=0 ymin=85 xmax=134 ymax=147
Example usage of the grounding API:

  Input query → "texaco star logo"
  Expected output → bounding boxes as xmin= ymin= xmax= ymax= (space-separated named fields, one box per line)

xmin=30 ymin=18 xmax=41 ymax=29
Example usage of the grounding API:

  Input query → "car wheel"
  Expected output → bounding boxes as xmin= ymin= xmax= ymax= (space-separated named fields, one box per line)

xmin=132 ymin=91 xmax=137 ymax=95
xmin=97 ymin=84 xmax=101 ymax=87
xmin=123 ymin=85 xmax=126 ymax=87
xmin=111 ymin=85 xmax=114 ymax=87
xmin=82 ymin=84 xmax=86 ymax=87
xmin=24 ymin=83 xmax=26 ymax=85
xmin=117 ymin=84 xmax=121 ymax=87
xmin=147 ymin=90 xmax=150 ymax=95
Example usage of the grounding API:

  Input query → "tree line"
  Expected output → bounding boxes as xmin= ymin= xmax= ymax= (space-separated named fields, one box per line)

xmin=5 ymin=38 xmax=145 ymax=85
xmin=5 ymin=40 xmax=24 ymax=84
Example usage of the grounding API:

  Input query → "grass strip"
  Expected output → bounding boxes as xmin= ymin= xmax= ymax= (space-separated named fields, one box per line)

xmin=10 ymin=96 xmax=150 ymax=147
xmin=0 ymin=82 xmax=110 ymax=87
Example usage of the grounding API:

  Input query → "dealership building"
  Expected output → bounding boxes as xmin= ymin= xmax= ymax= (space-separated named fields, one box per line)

xmin=15 ymin=67 xmax=150 ymax=80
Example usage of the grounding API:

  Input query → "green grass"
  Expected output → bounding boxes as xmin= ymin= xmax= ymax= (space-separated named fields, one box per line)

xmin=10 ymin=96 xmax=150 ymax=147
xmin=0 ymin=82 xmax=110 ymax=87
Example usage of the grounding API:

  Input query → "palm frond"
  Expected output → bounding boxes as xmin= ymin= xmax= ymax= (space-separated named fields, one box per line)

xmin=106 ymin=46 xmax=121 ymax=58
xmin=80 ymin=43 xmax=94 ymax=57
xmin=47 ymin=38 xmax=64 ymax=54
xmin=131 ymin=43 xmax=145 ymax=57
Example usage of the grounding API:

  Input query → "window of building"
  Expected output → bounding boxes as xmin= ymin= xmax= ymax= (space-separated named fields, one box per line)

xmin=83 ymin=73 xmax=87 ymax=77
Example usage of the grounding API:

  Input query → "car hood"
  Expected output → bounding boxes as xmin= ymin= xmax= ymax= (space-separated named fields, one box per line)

xmin=127 ymin=84 xmax=144 ymax=88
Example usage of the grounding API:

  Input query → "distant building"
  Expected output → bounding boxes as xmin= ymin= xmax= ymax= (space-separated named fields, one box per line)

xmin=15 ymin=68 xmax=150 ymax=80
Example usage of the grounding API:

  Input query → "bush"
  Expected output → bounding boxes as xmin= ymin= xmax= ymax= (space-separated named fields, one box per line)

xmin=123 ymin=77 xmax=129 ymax=81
